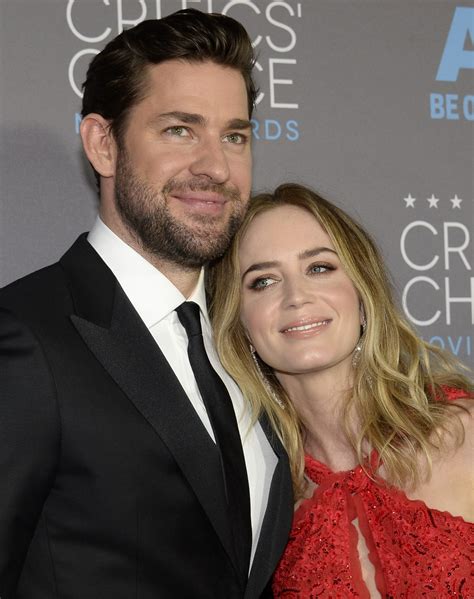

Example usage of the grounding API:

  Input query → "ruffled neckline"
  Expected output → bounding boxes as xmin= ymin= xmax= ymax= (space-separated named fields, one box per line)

xmin=304 ymin=451 xmax=376 ymax=486
xmin=301 ymin=451 xmax=473 ymax=526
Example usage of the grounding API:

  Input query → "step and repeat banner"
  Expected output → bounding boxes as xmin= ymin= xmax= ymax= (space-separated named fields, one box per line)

xmin=0 ymin=1 xmax=472 ymax=365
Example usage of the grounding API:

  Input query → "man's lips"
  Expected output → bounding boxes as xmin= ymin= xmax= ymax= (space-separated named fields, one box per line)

xmin=169 ymin=191 xmax=229 ymax=215
xmin=169 ymin=191 xmax=228 ymax=205
xmin=280 ymin=318 xmax=331 ymax=336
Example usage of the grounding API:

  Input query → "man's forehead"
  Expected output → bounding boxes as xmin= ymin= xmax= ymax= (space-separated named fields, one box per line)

xmin=136 ymin=60 xmax=250 ymax=118
xmin=144 ymin=58 xmax=245 ymax=86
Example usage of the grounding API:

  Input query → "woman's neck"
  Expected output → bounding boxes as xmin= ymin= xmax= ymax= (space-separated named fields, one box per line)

xmin=277 ymin=367 xmax=361 ymax=472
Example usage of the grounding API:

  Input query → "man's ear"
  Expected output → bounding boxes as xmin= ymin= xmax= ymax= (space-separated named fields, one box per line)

xmin=80 ymin=113 xmax=117 ymax=178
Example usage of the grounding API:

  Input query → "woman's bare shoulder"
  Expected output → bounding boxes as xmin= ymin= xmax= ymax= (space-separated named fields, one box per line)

xmin=406 ymin=396 xmax=473 ymax=522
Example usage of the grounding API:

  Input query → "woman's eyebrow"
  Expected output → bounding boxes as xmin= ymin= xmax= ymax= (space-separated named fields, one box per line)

xmin=298 ymin=247 xmax=337 ymax=260
xmin=241 ymin=261 xmax=281 ymax=278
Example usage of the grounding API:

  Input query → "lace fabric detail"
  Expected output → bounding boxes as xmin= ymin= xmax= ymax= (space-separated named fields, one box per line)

xmin=273 ymin=389 xmax=474 ymax=598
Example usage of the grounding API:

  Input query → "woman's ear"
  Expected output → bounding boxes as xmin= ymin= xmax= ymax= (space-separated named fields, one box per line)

xmin=80 ymin=113 xmax=117 ymax=178
xmin=243 ymin=327 xmax=253 ymax=349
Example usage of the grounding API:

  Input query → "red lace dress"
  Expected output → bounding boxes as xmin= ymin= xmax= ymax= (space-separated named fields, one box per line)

xmin=273 ymin=392 xmax=473 ymax=598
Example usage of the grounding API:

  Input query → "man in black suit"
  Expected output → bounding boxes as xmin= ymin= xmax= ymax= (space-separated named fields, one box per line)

xmin=0 ymin=10 xmax=292 ymax=598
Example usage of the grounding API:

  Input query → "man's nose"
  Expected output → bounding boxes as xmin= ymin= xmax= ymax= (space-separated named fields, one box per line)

xmin=189 ymin=137 xmax=230 ymax=184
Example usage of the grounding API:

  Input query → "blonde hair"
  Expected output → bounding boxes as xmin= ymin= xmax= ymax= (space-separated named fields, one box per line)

xmin=209 ymin=183 xmax=473 ymax=499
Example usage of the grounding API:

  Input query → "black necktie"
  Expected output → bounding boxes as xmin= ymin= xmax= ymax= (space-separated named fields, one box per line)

xmin=176 ymin=301 xmax=252 ymax=578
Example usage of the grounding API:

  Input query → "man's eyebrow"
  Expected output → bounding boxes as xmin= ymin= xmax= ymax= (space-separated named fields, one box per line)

xmin=226 ymin=118 xmax=252 ymax=130
xmin=151 ymin=111 xmax=206 ymax=126
xmin=241 ymin=247 xmax=337 ymax=279
xmin=149 ymin=112 xmax=251 ymax=130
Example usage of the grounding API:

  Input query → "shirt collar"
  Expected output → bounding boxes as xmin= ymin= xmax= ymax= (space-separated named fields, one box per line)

xmin=87 ymin=217 xmax=208 ymax=329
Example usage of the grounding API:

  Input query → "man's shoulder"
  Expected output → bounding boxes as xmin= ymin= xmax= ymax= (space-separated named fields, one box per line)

xmin=0 ymin=260 xmax=70 ymax=321
xmin=1 ymin=260 xmax=64 ymax=297
xmin=0 ymin=234 xmax=117 ymax=332
xmin=0 ymin=234 xmax=94 ymax=314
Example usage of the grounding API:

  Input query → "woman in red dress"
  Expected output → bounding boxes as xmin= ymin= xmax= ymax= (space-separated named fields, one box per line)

xmin=210 ymin=183 xmax=473 ymax=598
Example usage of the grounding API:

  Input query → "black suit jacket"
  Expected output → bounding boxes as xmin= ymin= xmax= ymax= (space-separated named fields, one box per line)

xmin=0 ymin=235 xmax=293 ymax=599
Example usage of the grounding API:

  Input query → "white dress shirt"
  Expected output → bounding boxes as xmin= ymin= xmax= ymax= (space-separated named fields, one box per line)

xmin=88 ymin=217 xmax=277 ymax=565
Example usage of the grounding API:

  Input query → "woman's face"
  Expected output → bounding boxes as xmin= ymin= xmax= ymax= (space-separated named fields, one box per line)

xmin=239 ymin=204 xmax=362 ymax=381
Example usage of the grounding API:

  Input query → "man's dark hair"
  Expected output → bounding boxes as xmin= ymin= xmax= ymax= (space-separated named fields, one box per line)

xmin=81 ymin=9 xmax=257 ymax=145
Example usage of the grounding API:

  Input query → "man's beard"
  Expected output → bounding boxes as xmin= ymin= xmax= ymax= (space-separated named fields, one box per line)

xmin=114 ymin=149 xmax=247 ymax=269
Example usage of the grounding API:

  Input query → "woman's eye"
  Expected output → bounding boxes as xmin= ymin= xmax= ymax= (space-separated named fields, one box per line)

xmin=250 ymin=277 xmax=276 ymax=290
xmin=309 ymin=263 xmax=333 ymax=275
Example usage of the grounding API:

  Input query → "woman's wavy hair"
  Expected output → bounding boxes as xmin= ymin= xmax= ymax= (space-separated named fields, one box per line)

xmin=209 ymin=183 xmax=473 ymax=498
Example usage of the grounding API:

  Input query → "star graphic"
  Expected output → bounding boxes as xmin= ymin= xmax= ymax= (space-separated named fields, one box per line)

xmin=450 ymin=194 xmax=462 ymax=209
xmin=404 ymin=193 xmax=416 ymax=208
xmin=427 ymin=194 xmax=439 ymax=208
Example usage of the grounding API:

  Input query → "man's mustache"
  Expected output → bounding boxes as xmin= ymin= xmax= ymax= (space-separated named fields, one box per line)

xmin=162 ymin=178 xmax=241 ymax=202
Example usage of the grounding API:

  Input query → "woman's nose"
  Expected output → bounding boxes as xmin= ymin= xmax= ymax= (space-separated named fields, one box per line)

xmin=282 ymin=277 xmax=313 ymax=309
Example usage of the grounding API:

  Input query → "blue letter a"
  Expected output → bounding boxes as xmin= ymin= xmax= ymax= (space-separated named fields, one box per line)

xmin=436 ymin=7 xmax=474 ymax=81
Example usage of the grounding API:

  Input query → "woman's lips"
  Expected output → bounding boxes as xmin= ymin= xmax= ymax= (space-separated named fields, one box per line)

xmin=280 ymin=318 xmax=331 ymax=337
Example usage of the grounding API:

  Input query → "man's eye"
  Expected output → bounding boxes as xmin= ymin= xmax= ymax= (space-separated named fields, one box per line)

xmin=166 ymin=126 xmax=189 ymax=137
xmin=224 ymin=132 xmax=247 ymax=144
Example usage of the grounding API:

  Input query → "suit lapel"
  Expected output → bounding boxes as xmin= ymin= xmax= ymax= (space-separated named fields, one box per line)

xmin=60 ymin=236 xmax=238 ymax=573
xmin=245 ymin=414 xmax=294 ymax=599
